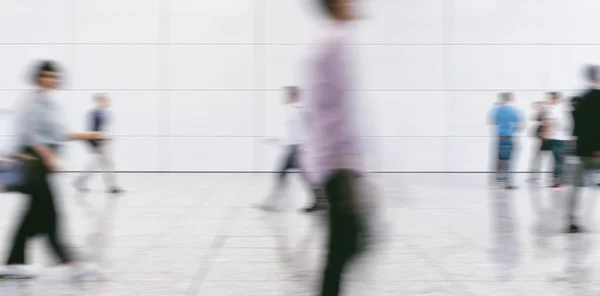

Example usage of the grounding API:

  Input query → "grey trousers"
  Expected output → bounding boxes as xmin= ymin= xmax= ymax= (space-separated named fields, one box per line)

xmin=567 ymin=157 xmax=600 ymax=224
xmin=76 ymin=141 xmax=118 ymax=189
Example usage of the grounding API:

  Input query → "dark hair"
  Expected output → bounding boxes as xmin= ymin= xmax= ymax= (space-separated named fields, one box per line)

xmin=32 ymin=60 xmax=59 ymax=85
xmin=499 ymin=92 xmax=512 ymax=102
xmin=284 ymin=86 xmax=299 ymax=97
xmin=546 ymin=91 xmax=560 ymax=99
xmin=585 ymin=65 xmax=599 ymax=82
xmin=319 ymin=0 xmax=336 ymax=17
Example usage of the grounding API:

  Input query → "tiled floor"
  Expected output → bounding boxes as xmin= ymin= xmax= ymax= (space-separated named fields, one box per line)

xmin=1 ymin=173 xmax=600 ymax=295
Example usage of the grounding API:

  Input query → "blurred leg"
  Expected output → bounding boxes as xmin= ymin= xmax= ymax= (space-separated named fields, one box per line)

xmin=35 ymin=171 xmax=72 ymax=264
xmin=320 ymin=170 xmax=363 ymax=296
xmin=295 ymin=147 xmax=327 ymax=212
xmin=274 ymin=146 xmax=296 ymax=194
xmin=568 ymin=158 xmax=588 ymax=226
xmin=550 ymin=140 xmax=566 ymax=185
xmin=495 ymin=138 xmax=503 ymax=183
xmin=75 ymin=150 xmax=100 ymax=190
xmin=497 ymin=138 xmax=514 ymax=185
xmin=98 ymin=141 xmax=118 ymax=190
xmin=530 ymin=140 xmax=540 ymax=180
xmin=5 ymin=202 xmax=36 ymax=265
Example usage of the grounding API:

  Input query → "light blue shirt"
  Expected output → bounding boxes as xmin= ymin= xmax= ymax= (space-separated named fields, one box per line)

xmin=15 ymin=91 xmax=69 ymax=151
xmin=493 ymin=104 xmax=521 ymax=137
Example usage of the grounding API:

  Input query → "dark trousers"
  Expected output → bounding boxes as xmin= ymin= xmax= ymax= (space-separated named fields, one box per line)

xmin=273 ymin=145 xmax=318 ymax=199
xmin=530 ymin=139 xmax=549 ymax=179
xmin=6 ymin=152 xmax=71 ymax=265
xmin=567 ymin=157 xmax=600 ymax=225
xmin=547 ymin=140 xmax=566 ymax=184
xmin=320 ymin=170 xmax=366 ymax=296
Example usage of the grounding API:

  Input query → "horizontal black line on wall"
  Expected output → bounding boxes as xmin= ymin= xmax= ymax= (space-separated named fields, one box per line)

xmin=0 ymin=135 xmax=535 ymax=138
xmin=1 ymin=42 xmax=600 ymax=46
xmin=0 ymin=89 xmax=584 ymax=92
xmin=62 ymin=171 xmax=552 ymax=174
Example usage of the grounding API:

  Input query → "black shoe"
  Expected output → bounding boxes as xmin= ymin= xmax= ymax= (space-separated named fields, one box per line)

xmin=566 ymin=224 xmax=582 ymax=234
xmin=505 ymin=185 xmax=518 ymax=190
xmin=109 ymin=188 xmax=124 ymax=194
xmin=301 ymin=202 xmax=327 ymax=213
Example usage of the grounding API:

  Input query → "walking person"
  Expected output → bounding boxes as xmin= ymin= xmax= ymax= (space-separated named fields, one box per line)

xmin=573 ymin=96 xmax=600 ymax=188
xmin=0 ymin=61 xmax=102 ymax=280
xmin=563 ymin=97 xmax=581 ymax=186
xmin=566 ymin=65 xmax=600 ymax=233
xmin=529 ymin=100 xmax=550 ymax=182
xmin=305 ymin=1 xmax=370 ymax=295
xmin=256 ymin=86 xmax=326 ymax=212
xmin=543 ymin=92 xmax=571 ymax=188
xmin=73 ymin=93 xmax=124 ymax=194
xmin=489 ymin=93 xmax=524 ymax=190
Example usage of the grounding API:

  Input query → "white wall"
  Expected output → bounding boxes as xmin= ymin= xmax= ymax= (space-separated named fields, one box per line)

xmin=0 ymin=0 xmax=598 ymax=172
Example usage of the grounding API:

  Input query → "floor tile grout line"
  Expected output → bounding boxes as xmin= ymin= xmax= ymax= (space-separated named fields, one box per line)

xmin=112 ymin=192 xmax=200 ymax=276
xmin=186 ymin=178 xmax=254 ymax=295
xmin=184 ymin=210 xmax=239 ymax=293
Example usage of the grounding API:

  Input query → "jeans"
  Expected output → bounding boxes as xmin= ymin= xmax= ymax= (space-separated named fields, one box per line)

xmin=497 ymin=137 xmax=514 ymax=185
xmin=547 ymin=139 xmax=565 ymax=184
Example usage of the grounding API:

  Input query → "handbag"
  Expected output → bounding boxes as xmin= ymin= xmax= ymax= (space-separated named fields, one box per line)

xmin=0 ymin=154 xmax=35 ymax=192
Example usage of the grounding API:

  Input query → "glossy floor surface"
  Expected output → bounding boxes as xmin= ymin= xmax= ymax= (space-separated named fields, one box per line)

xmin=0 ymin=173 xmax=599 ymax=295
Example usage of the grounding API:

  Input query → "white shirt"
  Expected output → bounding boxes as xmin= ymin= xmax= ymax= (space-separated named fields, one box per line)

xmin=545 ymin=102 xmax=572 ymax=141
xmin=283 ymin=103 xmax=304 ymax=146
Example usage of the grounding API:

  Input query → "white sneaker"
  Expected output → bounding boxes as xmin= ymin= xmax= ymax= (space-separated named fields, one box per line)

xmin=0 ymin=265 xmax=36 ymax=280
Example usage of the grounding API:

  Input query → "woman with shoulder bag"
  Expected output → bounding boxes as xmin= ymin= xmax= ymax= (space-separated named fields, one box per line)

xmin=0 ymin=61 xmax=103 ymax=280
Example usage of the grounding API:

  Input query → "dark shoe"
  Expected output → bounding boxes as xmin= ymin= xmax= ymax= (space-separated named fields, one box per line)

xmin=301 ymin=202 xmax=327 ymax=213
xmin=550 ymin=184 xmax=562 ymax=189
xmin=254 ymin=202 xmax=278 ymax=212
xmin=505 ymin=185 xmax=518 ymax=190
xmin=109 ymin=188 xmax=124 ymax=194
xmin=566 ymin=224 xmax=582 ymax=234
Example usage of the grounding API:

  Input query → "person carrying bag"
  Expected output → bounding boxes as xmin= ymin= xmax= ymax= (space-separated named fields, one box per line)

xmin=0 ymin=60 xmax=103 ymax=280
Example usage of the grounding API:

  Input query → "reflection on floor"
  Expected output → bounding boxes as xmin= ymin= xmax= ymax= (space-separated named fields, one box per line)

xmin=0 ymin=173 xmax=599 ymax=295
